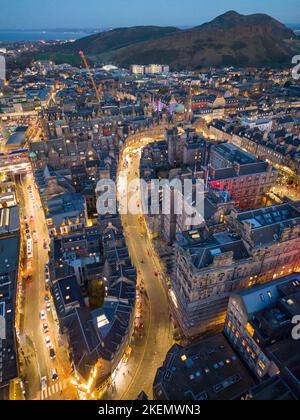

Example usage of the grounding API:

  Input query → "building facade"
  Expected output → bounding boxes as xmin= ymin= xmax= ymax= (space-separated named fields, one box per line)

xmin=171 ymin=202 xmax=300 ymax=338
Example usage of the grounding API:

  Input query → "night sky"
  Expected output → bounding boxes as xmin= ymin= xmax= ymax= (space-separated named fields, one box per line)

xmin=1 ymin=0 xmax=300 ymax=29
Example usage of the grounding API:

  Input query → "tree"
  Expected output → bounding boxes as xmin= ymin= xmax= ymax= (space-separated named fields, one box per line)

xmin=88 ymin=277 xmax=105 ymax=310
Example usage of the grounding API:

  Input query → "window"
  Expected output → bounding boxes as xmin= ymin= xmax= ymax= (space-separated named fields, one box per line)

xmin=97 ymin=314 xmax=109 ymax=328
xmin=246 ymin=323 xmax=255 ymax=337
xmin=258 ymin=360 xmax=266 ymax=371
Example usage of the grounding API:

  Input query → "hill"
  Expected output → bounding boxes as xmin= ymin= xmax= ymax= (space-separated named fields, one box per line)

xmin=36 ymin=11 xmax=300 ymax=69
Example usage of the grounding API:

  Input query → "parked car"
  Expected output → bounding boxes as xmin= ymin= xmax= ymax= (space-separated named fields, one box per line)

xmin=40 ymin=311 xmax=46 ymax=321
xmin=41 ymin=377 xmax=47 ymax=391
xmin=45 ymin=336 xmax=51 ymax=348
xmin=51 ymin=369 xmax=58 ymax=382
xmin=49 ymin=348 xmax=56 ymax=360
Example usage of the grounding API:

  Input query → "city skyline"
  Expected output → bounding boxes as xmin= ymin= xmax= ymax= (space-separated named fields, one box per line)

xmin=1 ymin=0 xmax=300 ymax=30
xmin=1 ymin=2 xmax=300 ymax=404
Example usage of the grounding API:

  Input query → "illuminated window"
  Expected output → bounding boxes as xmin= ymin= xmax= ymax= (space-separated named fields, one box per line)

xmin=246 ymin=323 xmax=255 ymax=337
xmin=258 ymin=360 xmax=266 ymax=371
xmin=181 ymin=355 xmax=187 ymax=362
xmin=97 ymin=314 xmax=109 ymax=328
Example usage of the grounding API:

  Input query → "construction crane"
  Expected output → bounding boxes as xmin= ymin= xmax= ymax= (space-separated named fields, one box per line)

xmin=79 ymin=50 xmax=102 ymax=101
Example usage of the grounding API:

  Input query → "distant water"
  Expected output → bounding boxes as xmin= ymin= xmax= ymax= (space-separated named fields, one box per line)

xmin=288 ymin=24 xmax=300 ymax=34
xmin=0 ymin=24 xmax=299 ymax=43
xmin=0 ymin=30 xmax=91 ymax=43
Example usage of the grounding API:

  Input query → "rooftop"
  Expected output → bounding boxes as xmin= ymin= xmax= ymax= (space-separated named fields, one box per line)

xmin=0 ymin=207 xmax=20 ymax=236
xmin=238 ymin=204 xmax=300 ymax=229
xmin=153 ymin=333 xmax=255 ymax=401
xmin=6 ymin=127 xmax=28 ymax=147
xmin=213 ymin=143 xmax=257 ymax=166
xmin=52 ymin=275 xmax=85 ymax=318
xmin=0 ymin=233 xmax=20 ymax=391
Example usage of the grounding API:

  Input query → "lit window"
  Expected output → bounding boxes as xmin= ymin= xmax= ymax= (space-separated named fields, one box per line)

xmin=246 ymin=323 xmax=255 ymax=337
xmin=258 ymin=360 xmax=266 ymax=371
xmin=97 ymin=314 xmax=109 ymax=328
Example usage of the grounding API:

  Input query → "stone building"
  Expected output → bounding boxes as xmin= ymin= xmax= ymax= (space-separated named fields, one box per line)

xmin=171 ymin=202 xmax=300 ymax=338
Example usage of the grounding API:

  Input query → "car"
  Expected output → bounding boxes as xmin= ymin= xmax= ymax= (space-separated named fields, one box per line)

xmin=51 ymin=368 xmax=58 ymax=382
xmin=41 ymin=377 xmax=47 ymax=391
xmin=45 ymin=336 xmax=51 ymax=348
xmin=40 ymin=311 xmax=46 ymax=321
xmin=43 ymin=323 xmax=49 ymax=334
xmin=45 ymin=274 xmax=50 ymax=286
xmin=44 ymin=295 xmax=50 ymax=303
xmin=49 ymin=348 xmax=56 ymax=360
xmin=45 ymin=265 xmax=49 ymax=274
xmin=46 ymin=302 xmax=51 ymax=312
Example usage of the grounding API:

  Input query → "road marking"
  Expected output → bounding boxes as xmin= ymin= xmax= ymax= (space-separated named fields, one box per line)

xmin=41 ymin=381 xmax=67 ymax=400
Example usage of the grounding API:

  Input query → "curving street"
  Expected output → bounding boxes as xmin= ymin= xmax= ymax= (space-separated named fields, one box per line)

xmin=104 ymin=132 xmax=174 ymax=400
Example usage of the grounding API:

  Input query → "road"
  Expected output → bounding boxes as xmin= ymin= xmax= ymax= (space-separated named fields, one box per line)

xmin=15 ymin=171 xmax=77 ymax=400
xmin=106 ymin=136 xmax=173 ymax=400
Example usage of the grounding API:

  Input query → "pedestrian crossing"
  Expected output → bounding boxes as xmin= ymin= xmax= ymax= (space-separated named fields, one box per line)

xmin=41 ymin=379 xmax=68 ymax=400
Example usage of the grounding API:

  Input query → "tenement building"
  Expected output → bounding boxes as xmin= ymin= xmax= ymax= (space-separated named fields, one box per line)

xmin=0 ymin=207 xmax=20 ymax=399
xmin=171 ymin=202 xmax=300 ymax=338
xmin=225 ymin=274 xmax=300 ymax=397
xmin=208 ymin=143 xmax=278 ymax=210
